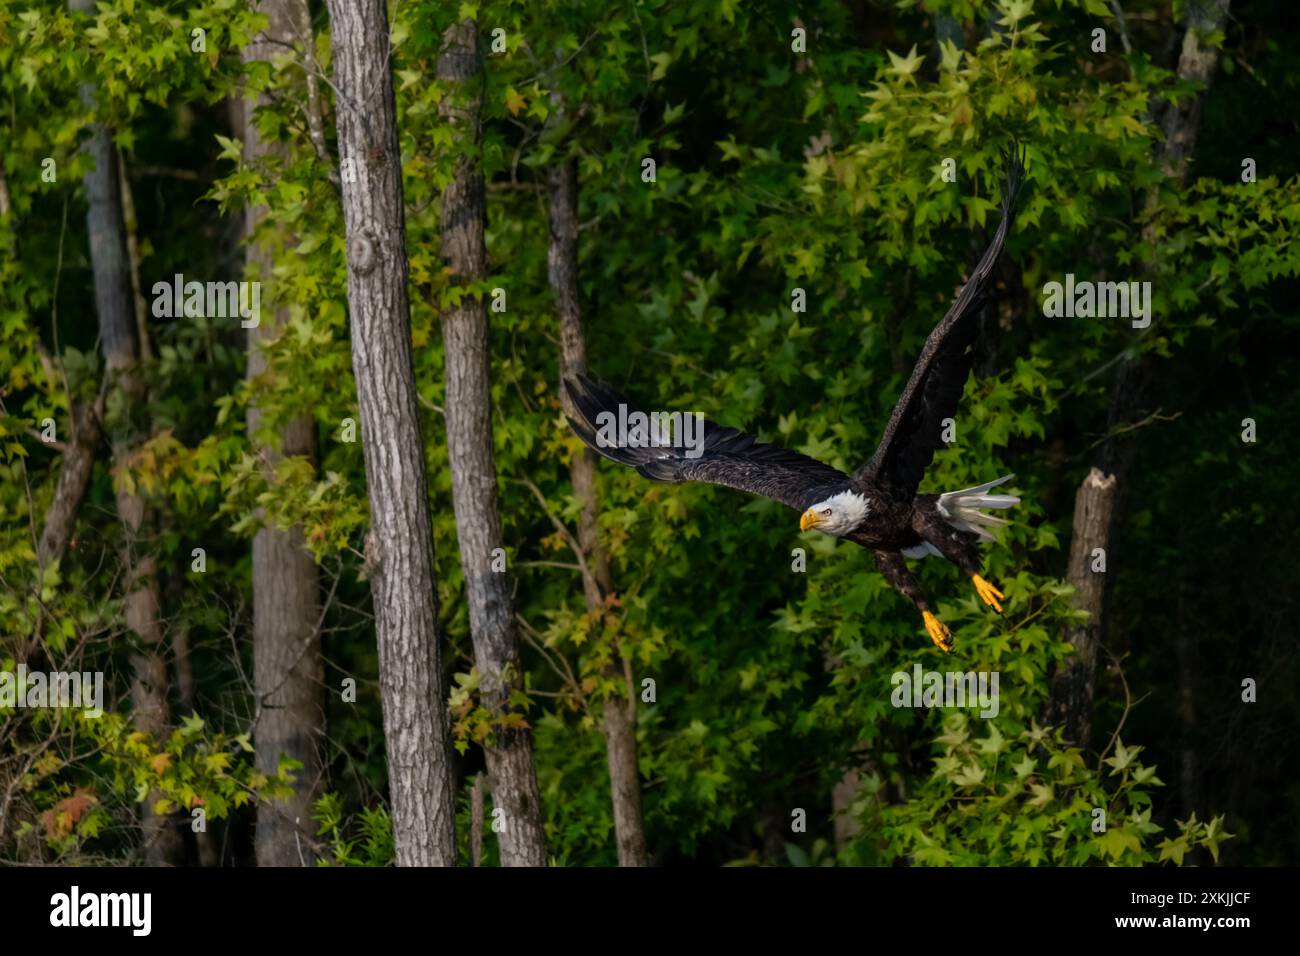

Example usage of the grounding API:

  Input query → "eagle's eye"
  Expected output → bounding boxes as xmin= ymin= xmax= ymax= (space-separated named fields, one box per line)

xmin=821 ymin=508 xmax=832 ymax=516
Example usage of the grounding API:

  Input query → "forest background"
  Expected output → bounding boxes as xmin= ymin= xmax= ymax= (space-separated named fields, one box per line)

xmin=1 ymin=0 xmax=1296 ymax=867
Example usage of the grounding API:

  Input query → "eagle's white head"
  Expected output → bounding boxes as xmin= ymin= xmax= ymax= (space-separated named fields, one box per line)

xmin=800 ymin=490 xmax=870 ymax=537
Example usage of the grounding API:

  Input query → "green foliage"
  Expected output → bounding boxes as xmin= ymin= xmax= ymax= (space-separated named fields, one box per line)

xmin=2 ymin=0 xmax=1293 ymax=867
xmin=881 ymin=717 xmax=1231 ymax=866
xmin=313 ymin=794 xmax=394 ymax=867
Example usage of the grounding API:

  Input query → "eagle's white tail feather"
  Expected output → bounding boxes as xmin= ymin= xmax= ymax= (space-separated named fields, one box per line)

xmin=937 ymin=474 xmax=1019 ymax=542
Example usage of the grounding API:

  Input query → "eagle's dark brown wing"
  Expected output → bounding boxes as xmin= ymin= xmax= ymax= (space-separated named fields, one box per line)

xmin=565 ymin=374 xmax=849 ymax=512
xmin=854 ymin=144 xmax=1025 ymax=498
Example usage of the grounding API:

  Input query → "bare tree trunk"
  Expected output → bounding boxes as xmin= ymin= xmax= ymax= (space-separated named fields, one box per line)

xmin=70 ymin=0 xmax=183 ymax=866
xmin=116 ymin=149 xmax=151 ymax=363
xmin=548 ymin=155 xmax=648 ymax=866
xmin=1045 ymin=469 xmax=1116 ymax=746
xmin=1047 ymin=0 xmax=1231 ymax=746
xmin=324 ymin=0 xmax=457 ymax=866
xmin=436 ymin=20 xmax=547 ymax=867
xmin=36 ymin=400 xmax=101 ymax=569
xmin=1156 ymin=0 xmax=1232 ymax=182
xmin=831 ymin=768 xmax=863 ymax=851
xmin=242 ymin=0 xmax=326 ymax=869
xmin=470 ymin=773 xmax=484 ymax=867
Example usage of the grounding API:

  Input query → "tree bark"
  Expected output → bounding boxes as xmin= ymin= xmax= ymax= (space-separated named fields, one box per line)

xmin=324 ymin=0 xmax=457 ymax=866
xmin=470 ymin=773 xmax=484 ymax=867
xmin=1045 ymin=468 xmax=1117 ymax=746
xmin=242 ymin=0 xmax=326 ymax=869
xmin=70 ymin=0 xmax=183 ymax=866
xmin=831 ymin=767 xmax=864 ymax=851
xmin=36 ymin=400 xmax=101 ymax=569
xmin=548 ymin=155 xmax=648 ymax=866
xmin=1155 ymin=0 xmax=1232 ymax=183
xmin=436 ymin=20 xmax=547 ymax=867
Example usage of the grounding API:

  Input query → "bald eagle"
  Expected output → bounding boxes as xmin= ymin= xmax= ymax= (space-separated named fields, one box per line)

xmin=565 ymin=146 xmax=1026 ymax=652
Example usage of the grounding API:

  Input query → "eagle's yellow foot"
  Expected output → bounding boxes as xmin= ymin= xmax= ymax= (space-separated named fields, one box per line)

xmin=922 ymin=611 xmax=953 ymax=653
xmin=972 ymin=574 xmax=1004 ymax=613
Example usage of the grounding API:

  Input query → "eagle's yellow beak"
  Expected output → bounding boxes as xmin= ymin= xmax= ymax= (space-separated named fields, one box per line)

xmin=800 ymin=509 xmax=820 ymax=532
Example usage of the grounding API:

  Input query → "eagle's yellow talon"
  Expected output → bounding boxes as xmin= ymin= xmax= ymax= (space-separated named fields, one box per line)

xmin=922 ymin=610 xmax=953 ymax=653
xmin=972 ymin=574 xmax=1004 ymax=613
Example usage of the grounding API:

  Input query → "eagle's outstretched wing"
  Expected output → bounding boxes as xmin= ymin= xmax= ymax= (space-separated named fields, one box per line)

xmin=853 ymin=144 xmax=1026 ymax=498
xmin=565 ymin=374 xmax=849 ymax=512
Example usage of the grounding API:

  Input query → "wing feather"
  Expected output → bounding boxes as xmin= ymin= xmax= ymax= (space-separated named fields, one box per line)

xmin=565 ymin=375 xmax=848 ymax=512
xmin=854 ymin=144 xmax=1026 ymax=496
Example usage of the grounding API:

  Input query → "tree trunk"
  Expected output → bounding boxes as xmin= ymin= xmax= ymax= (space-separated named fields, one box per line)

xmin=242 ymin=0 xmax=326 ymax=869
xmin=70 ymin=0 xmax=183 ymax=866
xmin=1047 ymin=0 xmax=1231 ymax=746
xmin=1156 ymin=1 xmax=1232 ymax=183
xmin=1045 ymin=468 xmax=1116 ymax=746
xmin=548 ymin=155 xmax=648 ymax=866
xmin=324 ymin=0 xmax=457 ymax=866
xmin=36 ymin=400 xmax=101 ymax=570
xmin=470 ymin=773 xmax=484 ymax=866
xmin=831 ymin=767 xmax=864 ymax=851
xmin=24 ymin=393 xmax=102 ymax=675
xmin=435 ymin=20 xmax=547 ymax=867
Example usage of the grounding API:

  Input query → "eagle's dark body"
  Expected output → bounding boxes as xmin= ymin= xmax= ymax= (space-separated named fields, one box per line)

xmin=565 ymin=146 xmax=1027 ymax=651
